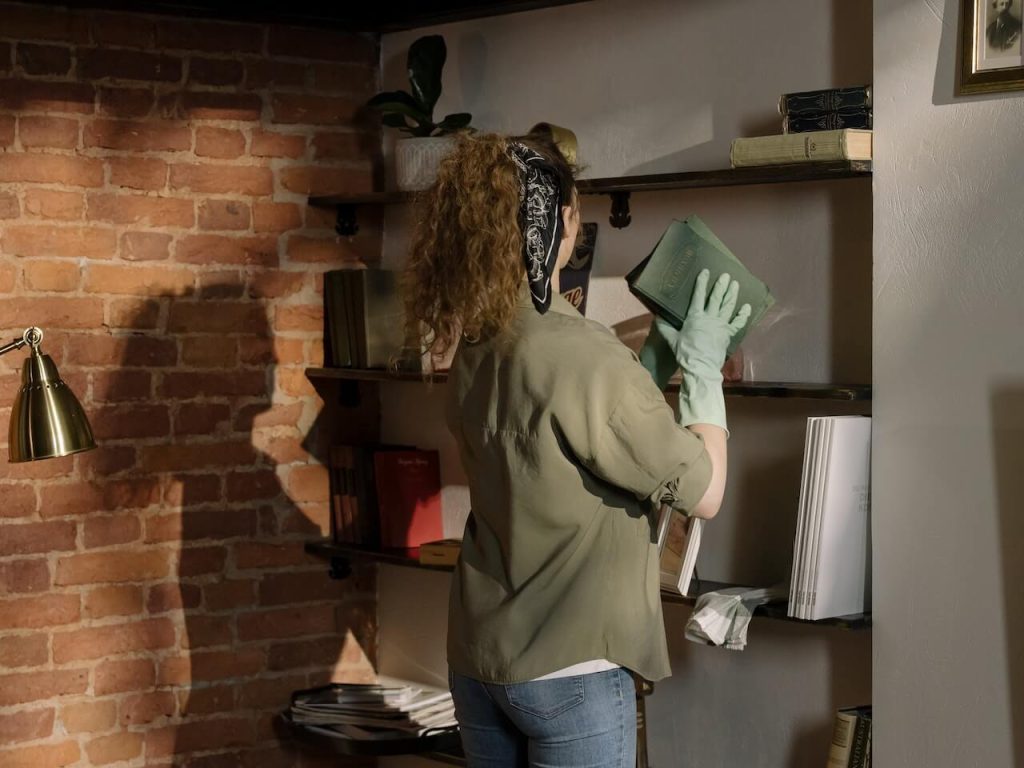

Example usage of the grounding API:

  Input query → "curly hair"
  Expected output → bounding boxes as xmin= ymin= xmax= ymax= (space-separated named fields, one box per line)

xmin=402 ymin=131 xmax=577 ymax=363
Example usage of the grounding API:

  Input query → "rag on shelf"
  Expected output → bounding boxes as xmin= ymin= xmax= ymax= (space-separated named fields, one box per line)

xmin=684 ymin=586 xmax=788 ymax=650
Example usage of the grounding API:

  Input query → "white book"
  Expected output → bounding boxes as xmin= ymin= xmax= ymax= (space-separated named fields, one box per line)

xmin=807 ymin=417 xmax=871 ymax=620
xmin=788 ymin=417 xmax=819 ymax=617
xmin=801 ymin=417 xmax=834 ymax=619
xmin=657 ymin=505 xmax=705 ymax=597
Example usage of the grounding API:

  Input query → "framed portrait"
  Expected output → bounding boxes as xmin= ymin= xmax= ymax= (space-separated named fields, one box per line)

xmin=958 ymin=0 xmax=1024 ymax=94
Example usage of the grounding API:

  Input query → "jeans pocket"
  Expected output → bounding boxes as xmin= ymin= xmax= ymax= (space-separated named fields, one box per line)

xmin=505 ymin=675 xmax=585 ymax=720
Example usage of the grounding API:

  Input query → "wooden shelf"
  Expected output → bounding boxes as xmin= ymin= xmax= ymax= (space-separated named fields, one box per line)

xmin=305 ymin=541 xmax=871 ymax=630
xmin=309 ymin=161 xmax=872 ymax=233
xmin=305 ymin=367 xmax=871 ymax=401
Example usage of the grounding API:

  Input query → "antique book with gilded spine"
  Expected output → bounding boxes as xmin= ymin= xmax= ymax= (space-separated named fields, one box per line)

xmin=730 ymin=129 xmax=872 ymax=167
xmin=626 ymin=216 xmax=774 ymax=358
xmin=778 ymin=85 xmax=872 ymax=117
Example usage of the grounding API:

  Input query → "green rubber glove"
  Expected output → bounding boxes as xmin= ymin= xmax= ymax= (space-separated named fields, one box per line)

xmin=638 ymin=318 xmax=678 ymax=390
xmin=655 ymin=269 xmax=752 ymax=433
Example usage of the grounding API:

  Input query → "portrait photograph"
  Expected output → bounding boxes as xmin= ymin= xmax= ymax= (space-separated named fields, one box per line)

xmin=958 ymin=0 xmax=1024 ymax=93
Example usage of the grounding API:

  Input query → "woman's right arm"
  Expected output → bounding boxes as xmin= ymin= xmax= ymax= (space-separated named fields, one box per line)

xmin=685 ymin=423 xmax=727 ymax=519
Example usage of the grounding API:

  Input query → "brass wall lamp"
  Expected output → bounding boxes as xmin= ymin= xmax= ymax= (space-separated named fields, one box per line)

xmin=0 ymin=327 xmax=96 ymax=462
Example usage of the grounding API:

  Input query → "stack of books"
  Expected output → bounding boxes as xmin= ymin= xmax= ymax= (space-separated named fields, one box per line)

xmin=323 ymin=268 xmax=416 ymax=370
xmin=779 ymin=85 xmax=872 ymax=133
xmin=826 ymin=705 xmax=872 ymax=767
xmin=787 ymin=416 xmax=872 ymax=620
xmin=730 ymin=85 xmax=872 ymax=168
xmin=289 ymin=677 xmax=457 ymax=741
xmin=329 ymin=445 xmax=443 ymax=549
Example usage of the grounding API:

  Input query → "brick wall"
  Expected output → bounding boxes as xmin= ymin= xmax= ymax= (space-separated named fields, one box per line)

xmin=0 ymin=3 xmax=383 ymax=765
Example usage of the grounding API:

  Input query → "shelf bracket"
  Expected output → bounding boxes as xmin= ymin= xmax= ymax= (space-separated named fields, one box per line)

xmin=327 ymin=555 xmax=352 ymax=580
xmin=334 ymin=204 xmax=359 ymax=237
xmin=608 ymin=191 xmax=632 ymax=229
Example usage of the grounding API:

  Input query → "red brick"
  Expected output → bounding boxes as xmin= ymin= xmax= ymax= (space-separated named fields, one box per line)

xmin=268 ymin=27 xmax=376 ymax=63
xmin=74 ymin=444 xmax=136 ymax=475
xmin=252 ymin=434 xmax=308 ymax=465
xmin=239 ymin=336 xmax=304 ymax=366
xmin=90 ymin=370 xmax=152 ymax=402
xmin=16 ymin=43 xmax=72 ymax=75
xmin=0 ymin=153 xmax=103 ymax=187
xmin=0 ymin=193 xmax=17 ymax=219
xmin=147 ymin=716 xmax=255 ymax=759
xmin=23 ymin=188 xmax=84 ymax=220
xmin=234 ymin=542 xmax=309 ymax=572
xmin=52 ymin=617 xmax=176 ymax=663
xmin=145 ymin=507 xmax=257 ymax=544
xmin=0 ymin=669 xmax=88 ymax=706
xmin=84 ymin=119 xmax=191 ymax=151
xmin=225 ymin=470 xmax=280 ymax=503
xmin=286 ymin=463 xmax=329 ymax=502
xmin=177 ymin=545 xmax=228 ymax=576
xmin=235 ymin=402 xmax=303 ymax=432
xmin=0 ymin=741 xmax=79 ymax=768
xmin=159 ymin=370 xmax=267 ymax=399
xmin=180 ymin=337 xmax=238 ymax=368
xmin=90 ymin=12 xmax=156 ymax=47
xmin=0 ymin=263 xmax=15 ymax=291
xmin=238 ymin=604 xmax=336 ymax=641
xmin=36 ymin=481 xmax=100 ymax=520
xmin=83 ymin=584 xmax=143 ymax=618
xmin=0 ymin=559 xmax=50 ymax=595
xmin=238 ymin=672 xmax=308 ymax=709
xmin=244 ymin=59 xmax=305 ymax=89
xmin=55 ymin=550 xmax=172 ymax=586
xmin=108 ymin=157 xmax=167 ymax=190
xmin=169 ymin=164 xmax=272 ymax=196
xmin=97 ymin=86 xmax=154 ymax=117
xmin=157 ymin=19 xmax=263 ymax=53
xmin=0 ymin=521 xmax=76 ymax=556
xmin=313 ymin=62 xmax=376 ymax=93
xmin=196 ymin=270 xmax=246 ymax=298
xmin=259 ymin=570 xmax=348 ymax=606
xmin=204 ymin=579 xmax=256 ymax=611
xmin=1 ymin=224 xmax=115 ymax=258
xmin=195 ymin=126 xmax=245 ymax=159
xmin=83 ymin=263 xmax=194 ymax=296
xmin=0 ymin=594 xmax=79 ymax=630
xmin=95 ymin=658 xmax=154 ymax=695
xmin=139 ymin=440 xmax=257 ymax=472
xmin=0 ymin=483 xmax=36 ymax=519
xmin=18 ymin=115 xmax=79 ymax=148
xmin=120 ymin=691 xmax=176 ymax=726
xmin=79 ymin=49 xmax=182 ymax=82
xmin=189 ymin=57 xmax=244 ymax=86
xmin=312 ymin=131 xmax=371 ymax=160
xmin=86 ymin=732 xmax=144 ymax=765
xmin=0 ymin=634 xmax=48 ymax=668
xmin=0 ymin=115 xmax=13 ymax=147
xmin=88 ymin=404 xmax=171 ymax=440
xmin=277 ymin=367 xmax=317 ymax=398
xmin=170 ymin=91 xmax=262 ymax=121
xmin=158 ymin=473 xmax=220 ymax=508
xmin=101 ymin=478 xmax=160 ymax=510
xmin=198 ymin=199 xmax=250 ymax=231
xmin=0 ymin=708 xmax=53 ymax=746
xmin=271 ymin=93 xmax=360 ymax=125
xmin=120 ymin=231 xmax=172 ymax=261
xmin=146 ymin=582 xmax=200 ymax=614
xmin=278 ymin=164 xmax=372 ymax=196
xmin=174 ymin=234 xmax=277 ymax=267
xmin=62 ymin=699 xmax=117 ymax=733
xmin=252 ymin=201 xmax=302 ymax=234
xmin=249 ymin=271 xmax=306 ymax=301
xmin=107 ymin=298 xmax=160 ymax=329
xmin=2 ymin=5 xmax=90 ymax=43
xmin=178 ymin=684 xmax=236 ymax=716
xmin=184 ymin=615 xmax=233 ymax=649
xmin=174 ymin=404 xmax=231 ymax=438
xmin=160 ymin=648 xmax=264 ymax=686
xmin=87 ymin=193 xmax=194 ymax=228
xmin=22 ymin=260 xmax=80 ymax=291
xmin=275 ymin=303 xmax=322 ymax=332
xmin=267 ymin=636 xmax=346 ymax=671
xmin=68 ymin=333 xmax=176 ymax=367
xmin=251 ymin=129 xmax=305 ymax=158
xmin=83 ymin=514 xmax=142 ymax=548
xmin=0 ymin=78 xmax=94 ymax=114
xmin=0 ymin=452 xmax=75 ymax=480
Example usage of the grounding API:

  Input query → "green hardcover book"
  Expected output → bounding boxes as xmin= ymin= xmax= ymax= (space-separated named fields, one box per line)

xmin=626 ymin=216 xmax=774 ymax=357
xmin=323 ymin=271 xmax=352 ymax=367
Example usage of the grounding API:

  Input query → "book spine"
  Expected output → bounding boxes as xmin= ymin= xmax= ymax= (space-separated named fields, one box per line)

xmin=778 ymin=85 xmax=872 ymax=116
xmin=784 ymin=109 xmax=872 ymax=134
xmin=848 ymin=712 xmax=872 ymax=768
xmin=730 ymin=130 xmax=869 ymax=167
xmin=825 ymin=710 xmax=857 ymax=768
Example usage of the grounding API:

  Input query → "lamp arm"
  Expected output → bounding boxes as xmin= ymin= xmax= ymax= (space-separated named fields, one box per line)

xmin=0 ymin=337 xmax=28 ymax=358
xmin=0 ymin=328 xmax=43 ymax=358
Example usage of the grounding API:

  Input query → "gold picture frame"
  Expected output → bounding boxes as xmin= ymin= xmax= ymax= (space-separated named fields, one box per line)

xmin=958 ymin=0 xmax=1024 ymax=94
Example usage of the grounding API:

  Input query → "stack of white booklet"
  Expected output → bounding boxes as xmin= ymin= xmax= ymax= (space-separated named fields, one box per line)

xmin=290 ymin=675 xmax=457 ymax=740
xmin=787 ymin=416 xmax=872 ymax=620
xmin=656 ymin=505 xmax=704 ymax=597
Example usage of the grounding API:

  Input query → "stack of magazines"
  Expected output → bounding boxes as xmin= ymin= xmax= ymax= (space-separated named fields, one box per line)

xmin=289 ymin=676 xmax=457 ymax=741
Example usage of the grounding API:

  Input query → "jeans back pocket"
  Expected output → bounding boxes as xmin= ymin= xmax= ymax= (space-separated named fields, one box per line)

xmin=505 ymin=675 xmax=585 ymax=720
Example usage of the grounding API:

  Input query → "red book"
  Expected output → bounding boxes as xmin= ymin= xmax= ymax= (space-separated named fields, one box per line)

xmin=373 ymin=449 xmax=443 ymax=548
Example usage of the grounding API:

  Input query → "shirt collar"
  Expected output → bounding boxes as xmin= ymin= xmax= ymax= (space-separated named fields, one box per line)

xmin=517 ymin=284 xmax=580 ymax=318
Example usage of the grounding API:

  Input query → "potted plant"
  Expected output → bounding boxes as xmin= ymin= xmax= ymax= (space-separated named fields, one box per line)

xmin=366 ymin=35 xmax=473 ymax=191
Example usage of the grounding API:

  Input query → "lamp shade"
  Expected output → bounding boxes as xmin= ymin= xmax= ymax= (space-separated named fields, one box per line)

xmin=9 ymin=346 xmax=95 ymax=462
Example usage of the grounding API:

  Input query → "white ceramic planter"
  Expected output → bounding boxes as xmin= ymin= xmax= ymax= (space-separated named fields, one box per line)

xmin=395 ymin=136 xmax=456 ymax=191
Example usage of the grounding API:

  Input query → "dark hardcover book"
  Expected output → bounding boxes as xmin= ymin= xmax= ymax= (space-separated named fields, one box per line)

xmin=350 ymin=443 xmax=415 ymax=549
xmin=784 ymin=108 xmax=873 ymax=133
xmin=848 ymin=707 xmax=872 ymax=768
xmin=560 ymin=222 xmax=599 ymax=315
xmin=778 ymin=85 xmax=872 ymax=117
xmin=626 ymin=216 xmax=774 ymax=358
xmin=343 ymin=270 xmax=364 ymax=368
xmin=323 ymin=271 xmax=352 ymax=367
xmin=373 ymin=449 xmax=443 ymax=549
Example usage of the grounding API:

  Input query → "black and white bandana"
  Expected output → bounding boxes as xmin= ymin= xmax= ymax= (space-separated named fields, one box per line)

xmin=508 ymin=141 xmax=563 ymax=315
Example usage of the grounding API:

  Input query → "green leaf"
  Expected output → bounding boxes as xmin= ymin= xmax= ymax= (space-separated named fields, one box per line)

xmin=366 ymin=90 xmax=421 ymax=110
xmin=382 ymin=113 xmax=411 ymax=129
xmin=436 ymin=113 xmax=473 ymax=133
xmin=407 ymin=35 xmax=446 ymax=115
xmin=366 ymin=99 xmax=431 ymax=125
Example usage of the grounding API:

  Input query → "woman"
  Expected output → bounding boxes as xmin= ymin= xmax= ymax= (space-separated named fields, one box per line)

xmin=403 ymin=131 xmax=749 ymax=767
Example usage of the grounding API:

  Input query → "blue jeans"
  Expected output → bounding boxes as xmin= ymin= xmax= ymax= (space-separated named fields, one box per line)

xmin=449 ymin=668 xmax=637 ymax=768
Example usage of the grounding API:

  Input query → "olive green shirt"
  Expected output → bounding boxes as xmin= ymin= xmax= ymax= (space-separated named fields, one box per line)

xmin=445 ymin=290 xmax=713 ymax=684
